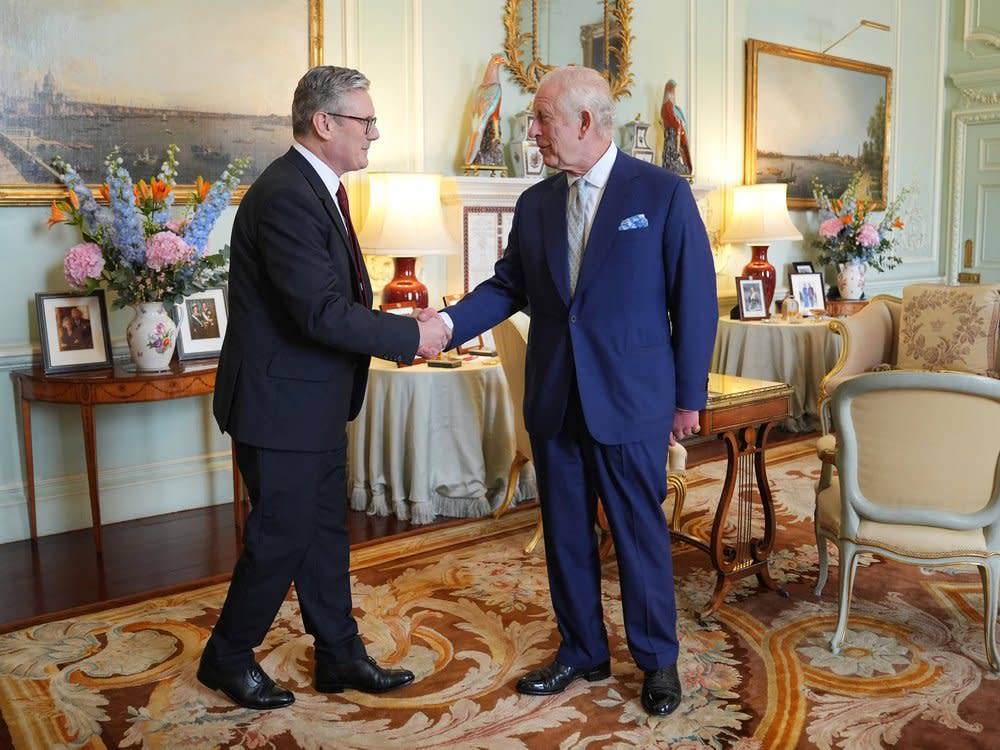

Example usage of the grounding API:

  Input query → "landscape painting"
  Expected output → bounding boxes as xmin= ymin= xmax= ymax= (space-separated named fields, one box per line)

xmin=744 ymin=39 xmax=892 ymax=210
xmin=0 ymin=0 xmax=320 ymax=205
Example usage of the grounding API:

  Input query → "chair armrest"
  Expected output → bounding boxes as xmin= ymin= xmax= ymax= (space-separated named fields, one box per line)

xmin=818 ymin=297 xmax=900 ymax=431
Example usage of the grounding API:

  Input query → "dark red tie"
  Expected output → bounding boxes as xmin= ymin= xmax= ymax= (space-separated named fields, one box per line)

xmin=335 ymin=183 xmax=369 ymax=306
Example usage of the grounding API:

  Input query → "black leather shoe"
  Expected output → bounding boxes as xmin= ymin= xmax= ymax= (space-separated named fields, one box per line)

xmin=197 ymin=659 xmax=295 ymax=710
xmin=315 ymin=656 xmax=415 ymax=694
xmin=641 ymin=663 xmax=682 ymax=716
xmin=515 ymin=659 xmax=611 ymax=695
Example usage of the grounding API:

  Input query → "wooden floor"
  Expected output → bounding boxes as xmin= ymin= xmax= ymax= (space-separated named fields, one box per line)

xmin=0 ymin=429 xmax=809 ymax=633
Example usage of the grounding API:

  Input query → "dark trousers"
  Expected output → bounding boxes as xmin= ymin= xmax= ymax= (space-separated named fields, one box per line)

xmin=203 ymin=438 xmax=366 ymax=670
xmin=531 ymin=383 xmax=679 ymax=671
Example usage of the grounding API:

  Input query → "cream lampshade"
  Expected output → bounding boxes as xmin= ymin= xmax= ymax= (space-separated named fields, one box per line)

xmin=358 ymin=172 xmax=456 ymax=308
xmin=721 ymin=183 xmax=802 ymax=316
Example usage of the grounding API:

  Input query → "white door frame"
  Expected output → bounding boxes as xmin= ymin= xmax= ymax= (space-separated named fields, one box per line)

xmin=947 ymin=107 xmax=1000 ymax=283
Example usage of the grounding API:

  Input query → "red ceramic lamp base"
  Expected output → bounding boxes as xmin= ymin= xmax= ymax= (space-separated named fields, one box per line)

xmin=742 ymin=244 xmax=776 ymax=316
xmin=381 ymin=256 xmax=428 ymax=309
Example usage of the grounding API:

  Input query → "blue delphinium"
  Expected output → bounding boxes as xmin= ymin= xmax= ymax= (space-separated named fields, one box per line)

xmin=104 ymin=149 xmax=147 ymax=266
xmin=183 ymin=159 xmax=250 ymax=254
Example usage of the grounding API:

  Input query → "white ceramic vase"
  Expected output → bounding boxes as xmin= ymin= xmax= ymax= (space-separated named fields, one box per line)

xmin=836 ymin=260 xmax=867 ymax=301
xmin=126 ymin=302 xmax=177 ymax=371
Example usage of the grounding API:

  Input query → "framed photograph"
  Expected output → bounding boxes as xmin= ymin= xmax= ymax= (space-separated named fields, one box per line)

xmin=744 ymin=38 xmax=892 ymax=210
xmin=791 ymin=261 xmax=815 ymax=274
xmin=173 ymin=287 xmax=228 ymax=360
xmin=35 ymin=291 xmax=113 ymax=374
xmin=789 ymin=272 xmax=827 ymax=313
xmin=736 ymin=276 xmax=768 ymax=321
xmin=0 ymin=0 xmax=322 ymax=206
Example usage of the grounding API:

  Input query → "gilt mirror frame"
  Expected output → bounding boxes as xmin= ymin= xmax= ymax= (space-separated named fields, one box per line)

xmin=0 ymin=0 xmax=323 ymax=206
xmin=503 ymin=0 xmax=635 ymax=100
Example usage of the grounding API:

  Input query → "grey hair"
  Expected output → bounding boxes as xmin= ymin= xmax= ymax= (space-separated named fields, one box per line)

xmin=292 ymin=66 xmax=370 ymax=137
xmin=540 ymin=66 xmax=615 ymax=137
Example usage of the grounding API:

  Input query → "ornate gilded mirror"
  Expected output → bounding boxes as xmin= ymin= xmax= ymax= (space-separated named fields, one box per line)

xmin=503 ymin=0 xmax=634 ymax=100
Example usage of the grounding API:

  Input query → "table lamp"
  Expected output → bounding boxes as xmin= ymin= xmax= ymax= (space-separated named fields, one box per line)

xmin=358 ymin=172 xmax=456 ymax=308
xmin=720 ymin=183 xmax=802 ymax=316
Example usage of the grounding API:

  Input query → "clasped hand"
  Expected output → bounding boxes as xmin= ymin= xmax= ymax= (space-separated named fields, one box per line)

xmin=413 ymin=308 xmax=450 ymax=359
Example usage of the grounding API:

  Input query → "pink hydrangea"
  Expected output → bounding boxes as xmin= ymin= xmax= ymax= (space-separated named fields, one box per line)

xmin=818 ymin=218 xmax=842 ymax=238
xmin=145 ymin=231 xmax=195 ymax=271
xmin=165 ymin=218 xmax=188 ymax=233
xmin=857 ymin=223 xmax=881 ymax=247
xmin=63 ymin=242 xmax=105 ymax=289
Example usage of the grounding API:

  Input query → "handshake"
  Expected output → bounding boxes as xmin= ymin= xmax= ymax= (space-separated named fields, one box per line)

xmin=413 ymin=308 xmax=451 ymax=359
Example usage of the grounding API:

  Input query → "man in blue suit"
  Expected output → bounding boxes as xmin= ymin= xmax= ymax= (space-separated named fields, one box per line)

xmin=435 ymin=66 xmax=718 ymax=716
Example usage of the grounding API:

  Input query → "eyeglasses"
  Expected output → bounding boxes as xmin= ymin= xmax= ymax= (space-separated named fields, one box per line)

xmin=324 ymin=112 xmax=377 ymax=135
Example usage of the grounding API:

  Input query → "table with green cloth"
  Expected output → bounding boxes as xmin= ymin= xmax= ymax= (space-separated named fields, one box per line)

xmin=347 ymin=357 xmax=536 ymax=524
xmin=710 ymin=317 xmax=841 ymax=432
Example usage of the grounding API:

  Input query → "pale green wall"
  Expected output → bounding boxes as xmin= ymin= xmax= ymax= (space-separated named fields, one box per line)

xmin=0 ymin=0 xmax=967 ymax=542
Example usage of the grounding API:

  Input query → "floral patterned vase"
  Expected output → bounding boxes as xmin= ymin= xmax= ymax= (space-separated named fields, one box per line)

xmin=836 ymin=260 xmax=867 ymax=300
xmin=126 ymin=302 xmax=177 ymax=371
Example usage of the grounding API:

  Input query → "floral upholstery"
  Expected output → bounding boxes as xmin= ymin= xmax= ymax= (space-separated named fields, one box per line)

xmin=897 ymin=284 xmax=1000 ymax=377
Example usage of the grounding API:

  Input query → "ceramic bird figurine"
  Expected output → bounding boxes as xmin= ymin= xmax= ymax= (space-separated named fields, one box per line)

xmin=464 ymin=54 xmax=507 ymax=169
xmin=660 ymin=79 xmax=692 ymax=177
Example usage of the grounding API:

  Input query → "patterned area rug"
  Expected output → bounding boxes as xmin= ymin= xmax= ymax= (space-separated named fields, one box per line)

xmin=1 ymin=438 xmax=998 ymax=749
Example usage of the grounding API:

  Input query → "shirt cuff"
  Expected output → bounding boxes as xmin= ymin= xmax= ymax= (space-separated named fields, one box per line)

xmin=438 ymin=311 xmax=455 ymax=331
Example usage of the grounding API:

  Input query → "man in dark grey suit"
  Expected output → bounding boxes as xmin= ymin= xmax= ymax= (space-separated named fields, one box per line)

xmin=199 ymin=66 xmax=449 ymax=710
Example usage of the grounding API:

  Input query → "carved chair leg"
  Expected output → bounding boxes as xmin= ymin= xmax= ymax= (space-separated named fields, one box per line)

xmin=524 ymin=515 xmax=544 ymax=554
xmin=667 ymin=474 xmax=687 ymax=531
xmin=596 ymin=499 xmax=614 ymax=560
xmin=494 ymin=452 xmax=529 ymax=518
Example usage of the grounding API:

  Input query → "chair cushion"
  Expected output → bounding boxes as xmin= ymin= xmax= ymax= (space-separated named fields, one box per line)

xmin=816 ymin=477 xmax=989 ymax=555
xmin=897 ymin=284 xmax=1000 ymax=377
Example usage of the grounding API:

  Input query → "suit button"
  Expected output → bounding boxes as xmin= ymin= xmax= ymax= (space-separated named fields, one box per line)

xmin=570 ymin=315 xmax=578 ymax=323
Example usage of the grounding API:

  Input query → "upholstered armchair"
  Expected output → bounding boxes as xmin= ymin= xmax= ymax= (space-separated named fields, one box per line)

xmin=816 ymin=284 xmax=1000 ymax=490
xmin=814 ymin=370 xmax=1000 ymax=672
xmin=490 ymin=312 xmax=688 ymax=556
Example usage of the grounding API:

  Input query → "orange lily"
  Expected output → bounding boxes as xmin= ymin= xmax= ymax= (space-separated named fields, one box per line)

xmin=893 ymin=218 xmax=904 ymax=229
xmin=67 ymin=190 xmax=79 ymax=210
xmin=194 ymin=176 xmax=211 ymax=202
xmin=840 ymin=214 xmax=853 ymax=225
xmin=47 ymin=201 xmax=69 ymax=228
xmin=151 ymin=179 xmax=173 ymax=202
xmin=134 ymin=179 xmax=152 ymax=205
xmin=99 ymin=184 xmax=111 ymax=203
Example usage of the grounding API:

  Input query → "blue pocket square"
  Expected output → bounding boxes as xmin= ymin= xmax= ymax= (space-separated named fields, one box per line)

xmin=618 ymin=213 xmax=648 ymax=231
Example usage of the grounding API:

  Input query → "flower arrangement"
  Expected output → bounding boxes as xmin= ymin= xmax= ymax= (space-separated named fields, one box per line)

xmin=811 ymin=172 xmax=909 ymax=272
xmin=48 ymin=144 xmax=250 ymax=308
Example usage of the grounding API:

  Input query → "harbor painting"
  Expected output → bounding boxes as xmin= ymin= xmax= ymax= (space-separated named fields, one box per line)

xmin=743 ymin=39 xmax=892 ymax=210
xmin=0 ymin=0 xmax=319 ymax=205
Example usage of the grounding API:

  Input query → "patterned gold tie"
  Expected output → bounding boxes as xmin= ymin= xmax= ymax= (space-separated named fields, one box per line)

xmin=567 ymin=179 xmax=587 ymax=295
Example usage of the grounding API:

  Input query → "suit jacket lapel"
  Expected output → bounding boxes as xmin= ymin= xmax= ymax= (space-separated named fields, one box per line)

xmin=543 ymin=175 xmax=572 ymax=306
xmin=283 ymin=148 xmax=370 ymax=303
xmin=574 ymin=155 xmax=636 ymax=295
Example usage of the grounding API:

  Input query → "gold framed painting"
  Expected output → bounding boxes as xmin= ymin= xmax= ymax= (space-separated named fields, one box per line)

xmin=0 ymin=0 xmax=323 ymax=206
xmin=743 ymin=38 xmax=892 ymax=210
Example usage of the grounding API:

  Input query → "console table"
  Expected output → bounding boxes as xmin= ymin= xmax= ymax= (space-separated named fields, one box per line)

xmin=12 ymin=361 xmax=235 ymax=555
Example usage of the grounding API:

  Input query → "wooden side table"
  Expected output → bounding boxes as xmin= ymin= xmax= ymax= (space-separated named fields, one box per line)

xmin=824 ymin=298 xmax=869 ymax=317
xmin=674 ymin=373 xmax=794 ymax=619
xmin=12 ymin=361 xmax=239 ymax=555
